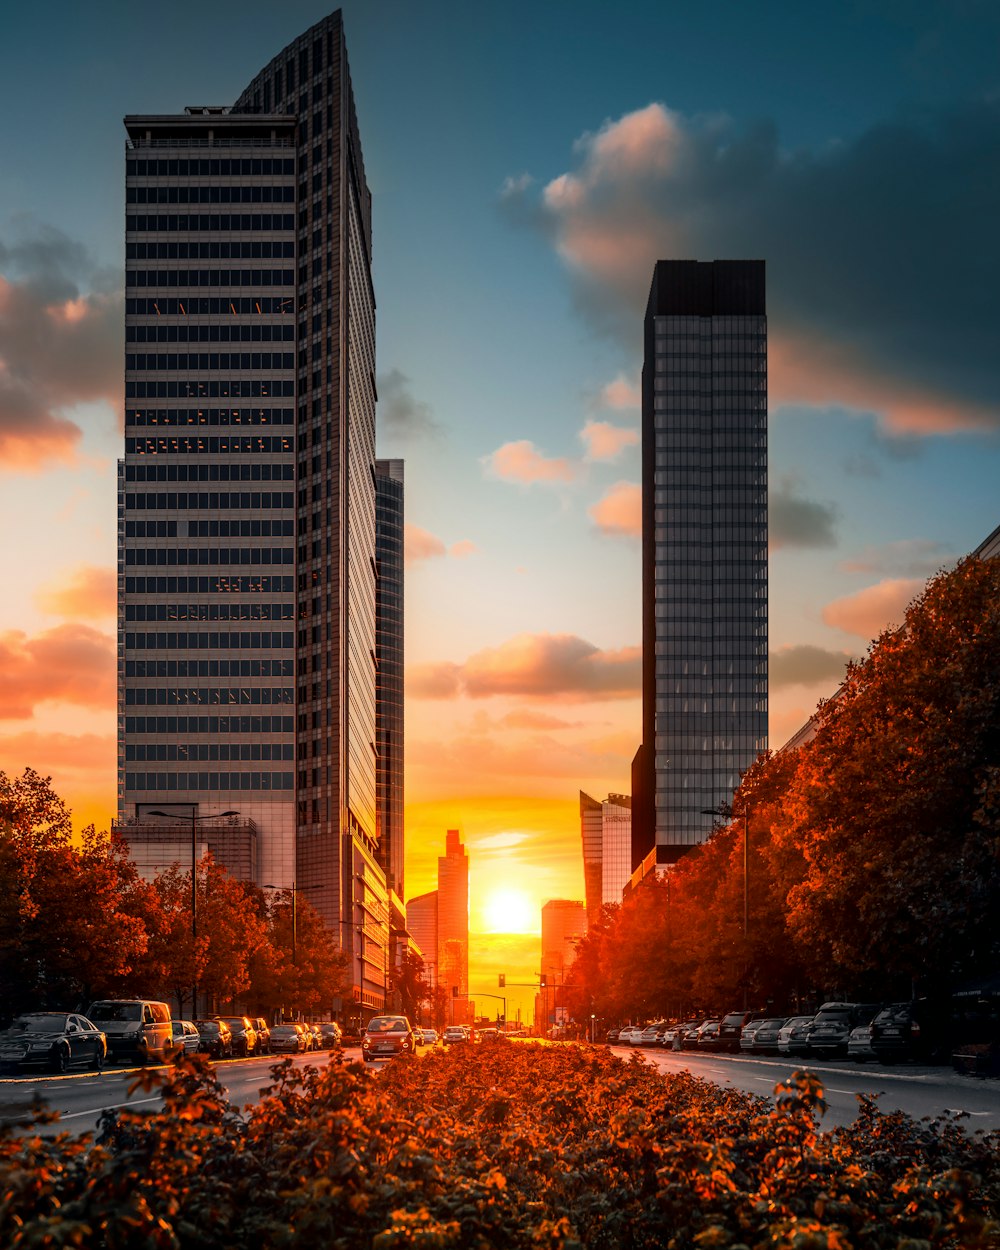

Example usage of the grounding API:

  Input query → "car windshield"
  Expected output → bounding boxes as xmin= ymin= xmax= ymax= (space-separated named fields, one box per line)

xmin=271 ymin=1026 xmax=297 ymax=1037
xmin=88 ymin=1002 xmax=141 ymax=1023
xmin=722 ymin=1013 xmax=747 ymax=1025
xmin=10 ymin=1014 xmax=67 ymax=1033
xmin=815 ymin=1010 xmax=851 ymax=1021
xmin=878 ymin=1003 xmax=913 ymax=1022
xmin=196 ymin=1021 xmax=220 ymax=1032
xmin=367 ymin=1017 xmax=407 ymax=1033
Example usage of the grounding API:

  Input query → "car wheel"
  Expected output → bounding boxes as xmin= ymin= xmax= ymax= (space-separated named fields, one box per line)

xmin=51 ymin=1046 xmax=69 ymax=1074
xmin=91 ymin=1048 xmax=104 ymax=1072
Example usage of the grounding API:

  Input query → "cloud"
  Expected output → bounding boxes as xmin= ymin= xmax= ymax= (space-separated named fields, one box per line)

xmin=449 ymin=539 xmax=477 ymax=559
xmin=580 ymin=420 xmax=639 ymax=461
xmin=482 ymin=439 xmax=576 ymax=485
xmin=769 ymin=644 xmax=854 ymax=689
xmin=0 ymin=623 xmax=115 ymax=720
xmin=500 ymin=709 xmax=580 ymax=731
xmin=589 ymin=481 xmax=641 ymax=538
xmin=506 ymin=99 xmax=1000 ymax=436
xmin=411 ymin=632 xmax=641 ymax=703
xmin=34 ymin=564 xmax=116 ymax=619
xmin=770 ymin=476 xmax=838 ymax=550
xmin=0 ymin=731 xmax=114 ymax=774
xmin=0 ymin=224 xmax=122 ymax=470
xmin=600 ymin=374 xmax=641 ymax=409
xmin=822 ymin=578 xmax=925 ymax=640
xmin=377 ymin=368 xmax=441 ymax=441
xmin=404 ymin=524 xmax=446 ymax=566
xmin=839 ymin=539 xmax=955 ymax=578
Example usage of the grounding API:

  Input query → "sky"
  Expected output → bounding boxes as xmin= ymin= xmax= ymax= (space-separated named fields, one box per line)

xmin=1 ymin=0 xmax=999 ymax=1022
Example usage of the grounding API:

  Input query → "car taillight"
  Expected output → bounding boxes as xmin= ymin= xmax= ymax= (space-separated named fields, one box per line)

xmin=911 ymin=1022 xmax=920 ymax=1036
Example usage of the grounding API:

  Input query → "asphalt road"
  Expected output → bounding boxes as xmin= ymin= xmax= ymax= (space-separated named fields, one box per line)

xmin=615 ymin=1043 xmax=1000 ymax=1132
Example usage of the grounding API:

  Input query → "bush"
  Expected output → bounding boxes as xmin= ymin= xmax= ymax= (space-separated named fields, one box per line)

xmin=2 ymin=1043 xmax=999 ymax=1248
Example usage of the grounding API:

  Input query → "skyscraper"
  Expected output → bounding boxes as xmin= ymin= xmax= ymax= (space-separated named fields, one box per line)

xmin=437 ymin=829 xmax=469 ymax=1021
xmin=375 ymin=459 xmax=404 ymax=901
xmin=118 ymin=11 xmax=390 ymax=1010
xmin=579 ymin=790 xmax=632 ymax=923
xmin=634 ymin=260 xmax=767 ymax=869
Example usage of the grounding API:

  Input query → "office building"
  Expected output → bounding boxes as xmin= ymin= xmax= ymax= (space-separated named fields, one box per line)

xmin=537 ymin=899 xmax=586 ymax=1033
xmin=406 ymin=890 xmax=438 ymax=988
xmin=579 ymin=790 xmax=632 ymax=923
xmin=438 ymin=830 xmax=469 ymax=1016
xmin=117 ymin=10 xmax=389 ymax=1010
xmin=375 ymin=458 xmax=405 ymax=900
xmin=634 ymin=260 xmax=768 ymax=869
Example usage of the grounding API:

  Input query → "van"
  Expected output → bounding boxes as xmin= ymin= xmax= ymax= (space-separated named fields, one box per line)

xmin=86 ymin=999 xmax=172 ymax=1065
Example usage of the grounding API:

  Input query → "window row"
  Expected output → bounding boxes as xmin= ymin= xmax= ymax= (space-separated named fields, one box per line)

xmin=124 ymin=715 xmax=294 ymax=734
xmin=124 ymin=464 xmax=294 ymax=482
xmin=124 ymin=548 xmax=294 ymax=567
xmin=125 ymin=631 xmax=294 ymax=649
xmin=126 ymin=186 xmax=295 ymax=204
xmin=124 ymin=604 xmax=294 ymax=622
xmin=187 ymin=520 xmax=294 ymax=537
xmin=125 ymin=659 xmax=295 ymax=677
xmin=124 ymin=688 xmax=294 ymax=705
xmin=126 ymin=352 xmax=294 ymax=371
xmin=127 ymin=436 xmax=293 ymax=455
xmin=124 ymin=491 xmax=293 ymax=510
xmin=126 ymin=213 xmax=295 ymax=232
xmin=124 ymin=771 xmax=294 ymax=791
xmin=126 ymin=240 xmax=296 ymax=260
xmin=125 ymin=743 xmax=294 ymax=761
xmin=126 ymin=297 xmax=293 ymax=315
xmin=126 ymin=382 xmax=295 ymax=399
xmin=127 ymin=324 xmax=295 ymax=343
xmin=126 ymin=408 xmax=293 ymax=428
xmin=127 ymin=158 xmax=296 ymax=177
xmin=126 ymin=269 xmax=293 ymax=288
xmin=124 ymin=575 xmax=294 ymax=594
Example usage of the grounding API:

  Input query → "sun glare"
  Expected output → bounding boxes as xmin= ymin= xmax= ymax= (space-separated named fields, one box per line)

xmin=482 ymin=888 xmax=535 ymax=934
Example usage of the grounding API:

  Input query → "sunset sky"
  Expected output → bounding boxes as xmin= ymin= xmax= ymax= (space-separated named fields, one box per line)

xmin=2 ymin=1 xmax=999 ymax=1020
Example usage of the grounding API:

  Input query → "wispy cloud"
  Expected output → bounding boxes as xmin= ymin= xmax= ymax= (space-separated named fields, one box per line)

xmin=822 ymin=578 xmax=924 ymax=640
xmin=482 ymin=439 xmax=576 ymax=485
xmin=0 ymin=623 xmax=115 ymax=720
xmin=770 ymin=475 xmax=838 ymax=550
xmin=580 ymin=420 xmax=638 ymax=461
xmin=377 ymin=368 xmax=442 ymax=441
xmin=769 ymin=644 xmax=854 ymax=689
xmin=34 ymin=564 xmax=116 ymax=619
xmin=588 ymin=480 xmax=640 ymax=538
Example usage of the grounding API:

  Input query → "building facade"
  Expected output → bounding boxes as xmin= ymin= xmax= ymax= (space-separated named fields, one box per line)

xmin=579 ymin=791 xmax=632 ymax=923
xmin=538 ymin=898 xmax=587 ymax=1034
xmin=437 ymin=829 xmax=471 ymax=1024
xmin=634 ymin=260 xmax=768 ymax=869
xmin=117 ymin=10 xmax=389 ymax=1010
xmin=406 ymin=890 xmax=438 ymax=988
xmin=375 ymin=458 xmax=404 ymax=900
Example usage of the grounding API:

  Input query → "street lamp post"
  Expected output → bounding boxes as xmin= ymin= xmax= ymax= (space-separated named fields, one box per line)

xmin=263 ymin=882 xmax=323 ymax=964
xmin=148 ymin=808 xmax=239 ymax=1018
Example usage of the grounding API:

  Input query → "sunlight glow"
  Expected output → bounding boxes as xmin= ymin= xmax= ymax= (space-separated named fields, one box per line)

xmin=482 ymin=887 xmax=535 ymax=934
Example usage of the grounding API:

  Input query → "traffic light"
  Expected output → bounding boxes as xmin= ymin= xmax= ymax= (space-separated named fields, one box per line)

xmin=539 ymin=974 xmax=547 ymax=988
xmin=451 ymin=986 xmax=459 ymax=998
xmin=498 ymin=974 xmax=505 ymax=988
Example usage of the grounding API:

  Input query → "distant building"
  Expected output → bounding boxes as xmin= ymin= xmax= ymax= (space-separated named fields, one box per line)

xmin=579 ymin=791 xmax=632 ymax=923
xmin=406 ymin=889 xmax=438 ymax=988
xmin=538 ymin=899 xmax=587 ymax=1034
xmin=375 ymin=459 xmax=405 ymax=900
xmin=438 ymin=829 xmax=471 ymax=1026
xmin=635 ymin=259 xmax=768 ymax=870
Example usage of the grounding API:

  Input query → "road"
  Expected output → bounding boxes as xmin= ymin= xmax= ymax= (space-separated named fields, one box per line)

xmin=613 ymin=1042 xmax=1000 ymax=1131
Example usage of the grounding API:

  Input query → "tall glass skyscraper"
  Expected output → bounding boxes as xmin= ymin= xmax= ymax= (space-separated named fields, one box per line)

xmin=375 ymin=459 xmax=404 ymax=901
xmin=117 ymin=11 xmax=390 ymax=1010
xmin=634 ymin=260 xmax=767 ymax=868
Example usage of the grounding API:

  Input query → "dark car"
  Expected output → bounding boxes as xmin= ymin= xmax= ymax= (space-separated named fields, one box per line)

xmin=0 ymin=1012 xmax=107 ymax=1074
xmin=695 ymin=1020 xmax=724 ymax=1051
xmin=269 ymin=1023 xmax=308 ymax=1054
xmin=808 ymin=1003 xmax=882 ymax=1059
xmin=319 ymin=1021 xmax=342 ymax=1050
xmin=871 ymin=1001 xmax=949 ymax=1064
xmin=442 ymin=1025 xmax=469 ymax=1045
xmin=361 ymin=1014 xmax=415 ymax=1063
xmin=740 ymin=1017 xmax=788 ymax=1054
xmin=718 ymin=1010 xmax=767 ymax=1053
xmin=194 ymin=1019 xmax=233 ymax=1059
xmin=216 ymin=1016 xmax=257 ymax=1057
xmin=680 ymin=1019 xmax=711 ymax=1050
xmin=251 ymin=1018 xmax=271 ymax=1054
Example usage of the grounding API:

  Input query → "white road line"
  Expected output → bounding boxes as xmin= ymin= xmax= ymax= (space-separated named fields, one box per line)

xmin=943 ymin=1109 xmax=992 ymax=1116
xmin=58 ymin=1096 xmax=162 ymax=1120
xmin=826 ymin=1088 xmax=853 ymax=1094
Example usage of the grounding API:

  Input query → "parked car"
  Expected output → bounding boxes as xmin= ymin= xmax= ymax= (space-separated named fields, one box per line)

xmin=319 ymin=1021 xmax=342 ymax=1050
xmin=638 ymin=1024 xmax=662 ymax=1046
xmin=86 ymin=999 xmax=172 ymax=1066
xmin=696 ymin=1020 xmax=724 ymax=1051
xmin=268 ymin=1023 xmax=308 ymax=1054
xmin=194 ymin=1019 xmax=233 ymax=1059
xmin=216 ymin=1016 xmax=257 ymax=1058
xmin=871 ymin=1000 xmax=949 ymax=1064
xmin=718 ymin=1011 xmax=766 ymax=1053
xmin=301 ymin=1022 xmax=322 ymax=1051
xmin=421 ymin=1028 xmax=440 ymax=1045
xmin=442 ymin=1026 xmax=469 ymax=1045
xmin=170 ymin=1019 xmax=201 ymax=1057
xmin=847 ymin=1022 xmax=877 ymax=1062
xmin=740 ymin=1015 xmax=785 ymax=1055
xmin=605 ymin=1028 xmax=620 ymax=1044
xmin=0 ymin=1012 xmax=107 ymax=1074
xmin=777 ymin=1015 xmax=816 ymax=1056
xmin=361 ymin=1015 xmax=415 ymax=1063
xmin=251 ymin=1018 xmax=271 ymax=1054
xmin=664 ymin=1020 xmax=698 ymax=1050
xmin=808 ymin=1003 xmax=882 ymax=1059
xmin=681 ymin=1020 xmax=712 ymax=1050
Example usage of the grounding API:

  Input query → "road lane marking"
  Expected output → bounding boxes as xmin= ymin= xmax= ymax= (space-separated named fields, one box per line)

xmin=56 ymin=1096 xmax=163 ymax=1120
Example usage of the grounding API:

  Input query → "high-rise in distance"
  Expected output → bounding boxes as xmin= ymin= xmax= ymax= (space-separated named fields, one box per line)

xmin=633 ymin=260 xmax=767 ymax=870
xmin=117 ymin=10 xmax=394 ymax=1011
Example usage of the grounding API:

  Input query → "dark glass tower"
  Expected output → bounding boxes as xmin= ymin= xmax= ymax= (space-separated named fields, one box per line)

xmin=375 ymin=458 xmax=404 ymax=900
xmin=634 ymin=260 xmax=768 ymax=868
xmin=118 ymin=10 xmax=389 ymax=1011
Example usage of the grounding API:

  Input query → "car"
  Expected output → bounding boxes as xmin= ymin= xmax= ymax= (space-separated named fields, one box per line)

xmin=695 ymin=1020 xmax=724 ymax=1051
xmin=638 ymin=1025 xmax=662 ymax=1046
xmin=605 ymin=1028 xmax=620 ymax=1044
xmin=740 ymin=1017 xmax=788 ymax=1054
xmin=319 ymin=1021 xmax=342 ymax=1050
xmin=0 ymin=1012 xmax=107 ymax=1074
xmin=361 ymin=1015 xmax=415 ymax=1063
xmin=252 ymin=1018 xmax=272 ymax=1054
xmin=421 ymin=1028 xmax=439 ymax=1045
xmin=216 ymin=1016 xmax=258 ymax=1058
xmin=194 ymin=1019 xmax=233 ymax=1059
xmin=442 ymin=1026 xmax=469 ymax=1045
xmin=663 ymin=1020 xmax=698 ymax=1050
xmin=777 ymin=1016 xmax=816 ymax=1056
xmin=268 ymin=1023 xmax=308 ymax=1054
xmin=620 ymin=1026 xmax=643 ymax=1046
xmin=681 ymin=1020 xmax=713 ymax=1050
xmin=847 ymin=1022 xmax=877 ymax=1062
xmin=170 ymin=1019 xmax=201 ymax=1057
xmin=808 ymin=1003 xmax=882 ymax=1059
xmin=303 ymin=1022 xmax=323 ymax=1051
xmin=718 ymin=1011 xmax=767 ymax=1053
xmin=478 ymin=1027 xmax=500 ymax=1042
xmin=86 ymin=999 xmax=172 ymax=1066
xmin=870 ymin=1000 xmax=949 ymax=1064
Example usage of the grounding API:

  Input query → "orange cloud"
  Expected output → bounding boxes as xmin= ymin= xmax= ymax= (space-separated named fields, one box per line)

xmin=588 ymin=481 xmax=641 ymax=538
xmin=34 ymin=564 xmax=116 ymax=619
xmin=404 ymin=524 xmax=446 ymax=566
xmin=821 ymin=578 xmax=924 ymax=641
xmin=464 ymin=633 xmax=640 ymax=701
xmin=482 ymin=440 xmax=576 ymax=485
xmin=0 ymin=730 xmax=114 ymax=774
xmin=600 ymin=374 xmax=641 ymax=410
xmin=0 ymin=623 xmax=115 ymax=719
xmin=449 ymin=539 xmax=477 ymax=559
xmin=580 ymin=420 xmax=639 ymax=461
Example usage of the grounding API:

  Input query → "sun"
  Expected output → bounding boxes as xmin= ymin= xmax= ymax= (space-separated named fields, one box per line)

xmin=481 ymin=888 xmax=535 ymax=934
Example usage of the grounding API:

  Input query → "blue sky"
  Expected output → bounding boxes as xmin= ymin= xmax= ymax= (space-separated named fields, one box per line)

xmin=1 ymin=2 xmax=999 ymax=980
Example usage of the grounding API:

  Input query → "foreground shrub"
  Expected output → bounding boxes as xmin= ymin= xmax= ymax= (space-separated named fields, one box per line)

xmin=2 ymin=1043 xmax=999 ymax=1247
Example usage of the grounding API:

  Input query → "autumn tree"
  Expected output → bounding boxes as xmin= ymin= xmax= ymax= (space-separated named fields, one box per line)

xmin=389 ymin=948 xmax=430 ymax=1021
xmin=256 ymin=891 xmax=350 ymax=1019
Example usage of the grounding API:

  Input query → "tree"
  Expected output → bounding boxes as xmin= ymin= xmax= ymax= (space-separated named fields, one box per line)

xmin=389 ymin=949 xmax=430 ymax=1020
xmin=254 ymin=891 xmax=350 ymax=1019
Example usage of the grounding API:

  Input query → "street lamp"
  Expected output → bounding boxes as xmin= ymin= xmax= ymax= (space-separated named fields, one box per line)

xmin=263 ymin=882 xmax=322 ymax=965
xmin=148 ymin=808 xmax=239 ymax=1017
